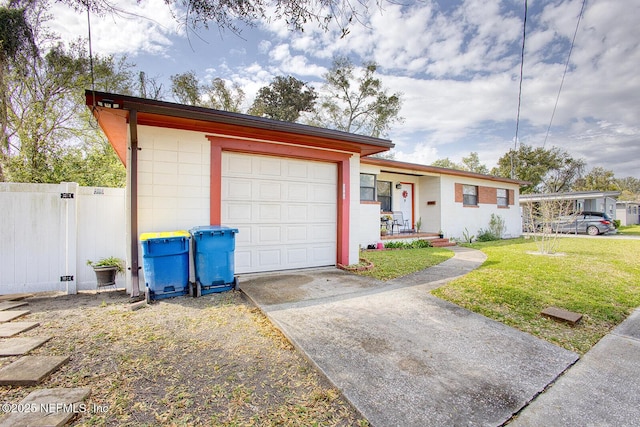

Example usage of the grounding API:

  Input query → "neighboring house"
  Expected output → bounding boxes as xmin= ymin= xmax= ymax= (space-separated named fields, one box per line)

xmin=519 ymin=191 xmax=620 ymax=224
xmin=86 ymin=91 xmax=524 ymax=293
xmin=616 ymin=201 xmax=640 ymax=226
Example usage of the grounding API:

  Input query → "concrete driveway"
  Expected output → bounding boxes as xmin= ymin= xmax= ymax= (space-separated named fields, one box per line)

xmin=240 ymin=247 xmax=579 ymax=426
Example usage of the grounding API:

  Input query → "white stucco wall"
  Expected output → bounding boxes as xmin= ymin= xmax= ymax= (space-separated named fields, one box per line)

xmin=358 ymin=202 xmax=383 ymax=248
xmin=126 ymin=126 xmax=211 ymax=291
xmin=439 ymin=175 xmax=521 ymax=240
xmin=418 ymin=176 xmax=442 ymax=233
xmin=136 ymin=126 xmax=211 ymax=233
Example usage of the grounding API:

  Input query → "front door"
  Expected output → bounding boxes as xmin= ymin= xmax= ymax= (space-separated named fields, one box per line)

xmin=399 ymin=183 xmax=414 ymax=230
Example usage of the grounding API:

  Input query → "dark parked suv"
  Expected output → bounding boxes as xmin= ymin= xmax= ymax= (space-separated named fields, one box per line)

xmin=552 ymin=211 xmax=616 ymax=235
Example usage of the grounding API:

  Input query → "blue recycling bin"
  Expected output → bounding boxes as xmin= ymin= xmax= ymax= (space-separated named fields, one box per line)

xmin=190 ymin=225 xmax=239 ymax=297
xmin=140 ymin=231 xmax=190 ymax=302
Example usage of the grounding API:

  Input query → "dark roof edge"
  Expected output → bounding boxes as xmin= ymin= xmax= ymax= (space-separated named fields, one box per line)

xmin=520 ymin=190 xmax=622 ymax=199
xmin=85 ymin=90 xmax=394 ymax=149
xmin=361 ymin=157 xmax=529 ymax=186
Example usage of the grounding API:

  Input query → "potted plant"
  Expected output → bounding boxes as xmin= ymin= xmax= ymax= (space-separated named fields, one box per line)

xmin=87 ymin=257 xmax=125 ymax=289
xmin=438 ymin=230 xmax=444 ymax=239
xmin=416 ymin=217 xmax=422 ymax=233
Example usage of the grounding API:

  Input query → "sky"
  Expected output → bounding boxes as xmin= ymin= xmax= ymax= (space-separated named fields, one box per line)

xmin=46 ymin=0 xmax=640 ymax=179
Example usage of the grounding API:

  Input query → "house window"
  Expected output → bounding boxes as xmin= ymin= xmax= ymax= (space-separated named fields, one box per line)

xmin=360 ymin=173 xmax=376 ymax=201
xmin=463 ymin=185 xmax=478 ymax=206
xmin=497 ymin=188 xmax=508 ymax=207
xmin=377 ymin=181 xmax=392 ymax=212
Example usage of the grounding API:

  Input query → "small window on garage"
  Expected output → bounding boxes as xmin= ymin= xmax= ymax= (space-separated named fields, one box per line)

xmin=360 ymin=173 xmax=376 ymax=201
xmin=497 ymin=188 xmax=508 ymax=207
xmin=377 ymin=181 xmax=392 ymax=212
xmin=463 ymin=185 xmax=478 ymax=206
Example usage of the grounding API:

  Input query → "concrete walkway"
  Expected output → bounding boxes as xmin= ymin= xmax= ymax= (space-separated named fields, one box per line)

xmin=512 ymin=307 xmax=640 ymax=426
xmin=240 ymin=247 xmax=580 ymax=426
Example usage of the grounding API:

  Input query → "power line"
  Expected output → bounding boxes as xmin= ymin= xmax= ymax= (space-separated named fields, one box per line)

xmin=542 ymin=0 xmax=587 ymax=148
xmin=511 ymin=0 xmax=528 ymax=179
xmin=87 ymin=3 xmax=95 ymax=92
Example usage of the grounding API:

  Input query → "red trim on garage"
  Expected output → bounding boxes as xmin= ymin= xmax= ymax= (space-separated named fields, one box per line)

xmin=210 ymin=144 xmax=222 ymax=225
xmin=337 ymin=160 xmax=350 ymax=266
xmin=207 ymin=135 xmax=352 ymax=267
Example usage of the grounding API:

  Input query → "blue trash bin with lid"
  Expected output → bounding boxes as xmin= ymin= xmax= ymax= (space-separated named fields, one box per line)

xmin=140 ymin=231 xmax=190 ymax=302
xmin=190 ymin=225 xmax=239 ymax=297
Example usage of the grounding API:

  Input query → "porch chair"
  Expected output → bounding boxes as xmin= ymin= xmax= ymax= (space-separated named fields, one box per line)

xmin=392 ymin=211 xmax=410 ymax=234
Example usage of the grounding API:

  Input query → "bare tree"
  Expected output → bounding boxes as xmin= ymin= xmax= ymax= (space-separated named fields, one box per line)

xmin=523 ymin=198 xmax=576 ymax=255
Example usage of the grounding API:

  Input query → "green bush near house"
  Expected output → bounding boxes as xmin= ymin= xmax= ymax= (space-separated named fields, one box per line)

xmin=384 ymin=239 xmax=432 ymax=249
xmin=476 ymin=213 xmax=505 ymax=242
xmin=432 ymin=237 xmax=640 ymax=354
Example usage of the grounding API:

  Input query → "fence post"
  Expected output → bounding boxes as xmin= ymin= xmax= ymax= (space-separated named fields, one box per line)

xmin=61 ymin=182 xmax=78 ymax=295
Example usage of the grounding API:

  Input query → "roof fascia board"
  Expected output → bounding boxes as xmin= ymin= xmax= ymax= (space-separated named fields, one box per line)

xmin=86 ymin=90 xmax=393 ymax=155
xmin=520 ymin=191 xmax=622 ymax=201
xmin=362 ymin=157 xmax=528 ymax=186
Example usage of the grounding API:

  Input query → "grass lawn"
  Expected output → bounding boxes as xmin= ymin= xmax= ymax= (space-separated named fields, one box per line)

xmin=357 ymin=247 xmax=454 ymax=281
xmin=432 ymin=237 xmax=640 ymax=354
xmin=618 ymin=224 xmax=640 ymax=235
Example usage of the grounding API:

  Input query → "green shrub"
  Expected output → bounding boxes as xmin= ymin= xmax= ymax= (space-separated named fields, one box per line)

xmin=384 ymin=241 xmax=407 ymax=249
xmin=384 ymin=240 xmax=432 ymax=249
xmin=474 ymin=214 xmax=506 ymax=242
xmin=409 ymin=239 xmax=432 ymax=248
xmin=613 ymin=219 xmax=621 ymax=229
xmin=462 ymin=227 xmax=475 ymax=243
xmin=488 ymin=213 xmax=506 ymax=238
xmin=476 ymin=229 xmax=499 ymax=242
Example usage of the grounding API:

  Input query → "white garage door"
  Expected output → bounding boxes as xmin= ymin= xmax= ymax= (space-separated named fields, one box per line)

xmin=221 ymin=152 xmax=337 ymax=273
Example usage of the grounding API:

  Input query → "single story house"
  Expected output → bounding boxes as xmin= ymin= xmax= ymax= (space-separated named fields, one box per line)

xmin=86 ymin=91 xmax=524 ymax=294
xmin=616 ymin=201 xmax=640 ymax=226
xmin=358 ymin=157 xmax=523 ymax=246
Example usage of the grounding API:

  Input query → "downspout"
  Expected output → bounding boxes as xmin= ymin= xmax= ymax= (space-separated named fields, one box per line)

xmin=129 ymin=109 xmax=141 ymax=299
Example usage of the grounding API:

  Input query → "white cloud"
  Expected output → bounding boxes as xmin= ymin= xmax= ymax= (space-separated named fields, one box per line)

xmin=47 ymin=0 xmax=181 ymax=57
xmin=41 ymin=0 xmax=640 ymax=178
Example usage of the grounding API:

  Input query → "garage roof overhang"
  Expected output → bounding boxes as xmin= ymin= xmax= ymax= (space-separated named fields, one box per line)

xmin=361 ymin=157 xmax=529 ymax=186
xmin=85 ymin=90 xmax=394 ymax=165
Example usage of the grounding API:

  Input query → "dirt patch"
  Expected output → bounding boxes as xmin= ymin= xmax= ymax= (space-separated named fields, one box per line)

xmin=0 ymin=290 xmax=367 ymax=426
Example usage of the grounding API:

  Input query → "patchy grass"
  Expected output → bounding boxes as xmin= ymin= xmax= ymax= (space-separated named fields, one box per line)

xmin=0 ymin=291 xmax=367 ymax=426
xmin=356 ymin=247 xmax=454 ymax=281
xmin=618 ymin=224 xmax=640 ymax=236
xmin=432 ymin=238 xmax=640 ymax=354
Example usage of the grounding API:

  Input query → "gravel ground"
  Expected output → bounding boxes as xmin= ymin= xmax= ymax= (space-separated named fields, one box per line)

xmin=0 ymin=290 xmax=367 ymax=426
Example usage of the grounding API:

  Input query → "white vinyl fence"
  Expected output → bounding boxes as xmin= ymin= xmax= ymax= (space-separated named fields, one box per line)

xmin=0 ymin=182 xmax=126 ymax=294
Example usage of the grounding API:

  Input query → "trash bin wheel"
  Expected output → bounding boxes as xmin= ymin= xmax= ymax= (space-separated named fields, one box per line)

xmin=188 ymin=282 xmax=194 ymax=297
xmin=196 ymin=281 xmax=202 ymax=298
xmin=233 ymin=277 xmax=239 ymax=290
